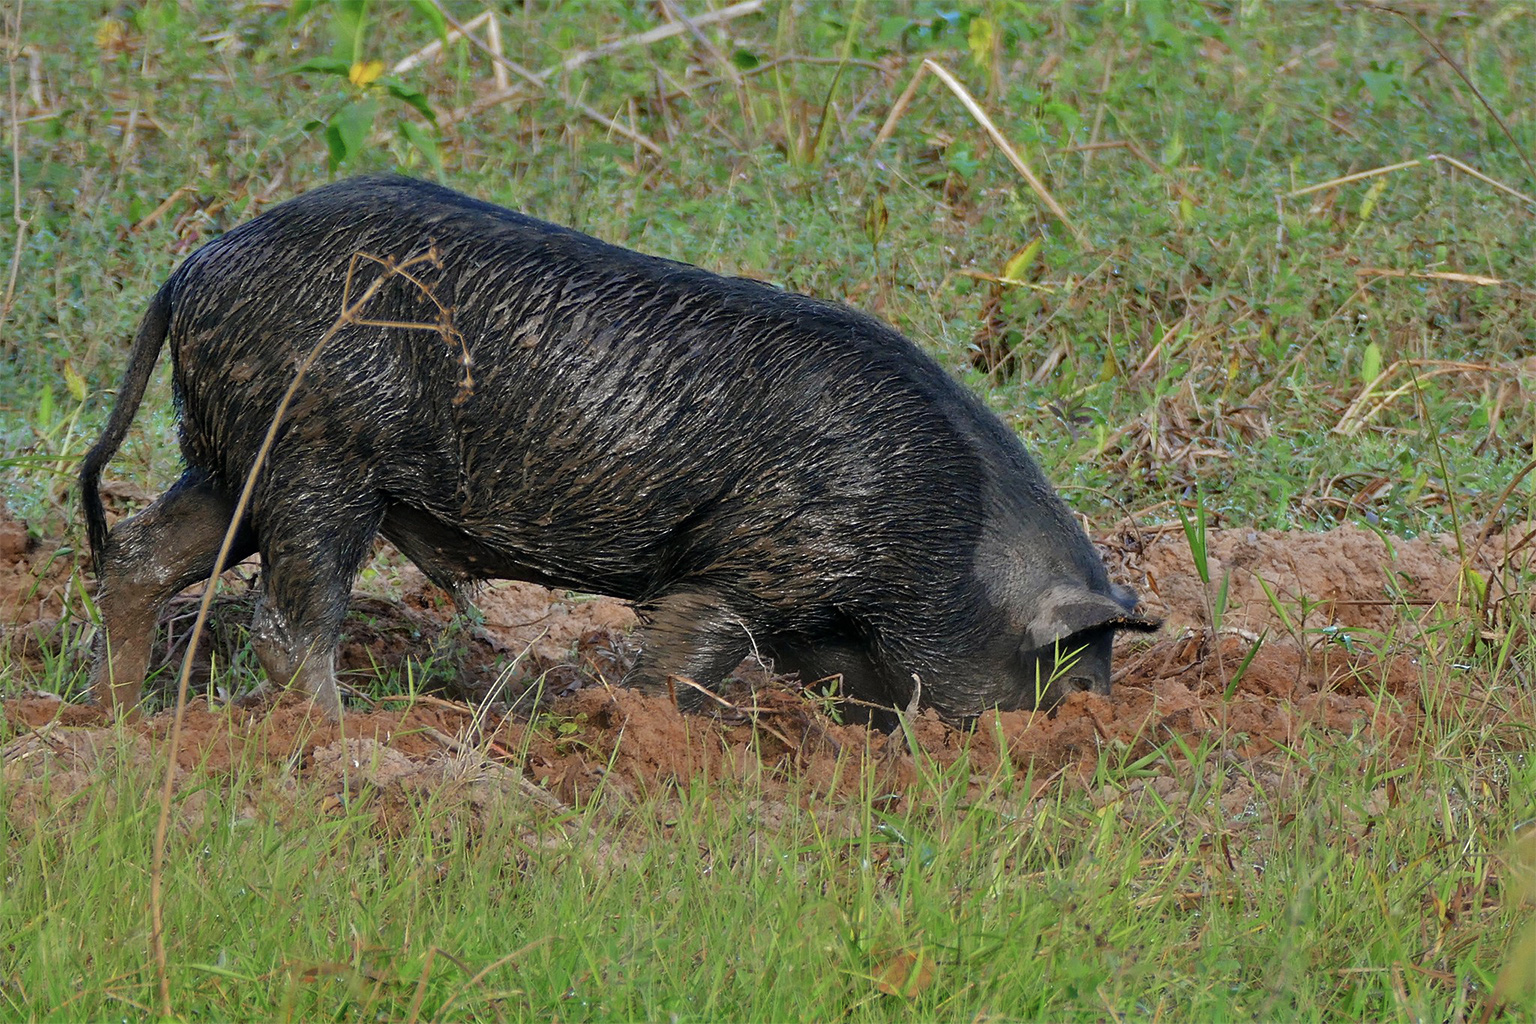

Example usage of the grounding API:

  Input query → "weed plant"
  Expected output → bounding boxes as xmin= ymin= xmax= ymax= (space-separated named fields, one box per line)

xmin=2 ymin=1 xmax=1535 ymax=1020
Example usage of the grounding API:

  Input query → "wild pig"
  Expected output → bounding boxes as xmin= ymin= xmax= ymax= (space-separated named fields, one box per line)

xmin=80 ymin=175 xmax=1156 ymax=722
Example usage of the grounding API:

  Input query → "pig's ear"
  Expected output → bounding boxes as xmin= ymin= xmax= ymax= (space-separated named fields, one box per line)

xmin=1025 ymin=585 xmax=1160 ymax=650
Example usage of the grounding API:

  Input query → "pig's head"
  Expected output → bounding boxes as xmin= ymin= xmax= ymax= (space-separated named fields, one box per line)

xmin=1011 ymin=580 xmax=1157 ymax=707
xmin=957 ymin=509 xmax=1160 ymax=717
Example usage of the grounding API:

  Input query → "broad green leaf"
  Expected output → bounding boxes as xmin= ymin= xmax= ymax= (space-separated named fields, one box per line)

xmin=876 ymin=17 xmax=910 ymax=44
xmin=332 ymin=0 xmax=369 ymax=64
xmin=289 ymin=0 xmax=322 ymax=25
xmin=1361 ymin=63 xmax=1401 ymax=105
xmin=407 ymin=0 xmax=448 ymax=45
xmin=1464 ymin=566 xmax=1487 ymax=604
xmin=384 ymin=78 xmax=436 ymax=123
xmin=1142 ymin=0 xmax=1188 ymax=57
xmin=1361 ymin=341 xmax=1382 ymax=386
xmin=325 ymin=98 xmax=376 ymax=170
xmin=35 ymin=383 xmax=54 ymax=429
xmin=1098 ymin=346 xmax=1120 ymax=382
xmin=288 ymin=55 xmax=353 ymax=77
xmin=399 ymin=120 xmax=442 ymax=177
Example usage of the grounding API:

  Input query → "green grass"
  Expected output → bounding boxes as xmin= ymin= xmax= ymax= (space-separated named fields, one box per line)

xmin=5 ymin=1 xmax=1535 ymax=535
xmin=3 ymin=0 xmax=1536 ymax=1020
xmin=3 ymin=701 xmax=1532 ymax=1021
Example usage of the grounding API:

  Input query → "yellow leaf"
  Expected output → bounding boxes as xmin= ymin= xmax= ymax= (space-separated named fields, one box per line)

xmin=93 ymin=17 xmax=126 ymax=53
xmin=62 ymin=360 xmax=87 ymax=403
xmin=349 ymin=59 xmax=385 ymax=87
xmin=1002 ymin=238 xmax=1042 ymax=284
xmin=967 ymin=17 xmax=995 ymax=67
xmin=1464 ymin=567 xmax=1487 ymax=604
xmin=1357 ymin=177 xmax=1387 ymax=223
xmin=864 ymin=192 xmax=888 ymax=248
xmin=1098 ymin=346 xmax=1119 ymax=382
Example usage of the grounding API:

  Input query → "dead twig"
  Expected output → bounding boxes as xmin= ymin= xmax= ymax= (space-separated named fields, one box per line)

xmin=1286 ymin=154 xmax=1536 ymax=209
xmin=1063 ymin=138 xmax=1198 ymax=203
xmin=544 ymin=0 xmax=763 ymax=82
xmin=392 ymin=11 xmax=494 ymax=74
xmin=1334 ymin=358 xmax=1519 ymax=437
xmin=872 ymin=58 xmax=1086 ymax=246
xmin=150 ymin=246 xmax=455 ymax=1019
xmin=430 ymin=3 xmax=663 ymax=155
xmin=128 ymin=184 xmax=195 ymax=235
xmin=1 ymin=0 xmax=32 ymax=353
xmin=443 ymin=1 xmax=769 ymax=126
xmin=1376 ymin=4 xmax=1536 ymax=191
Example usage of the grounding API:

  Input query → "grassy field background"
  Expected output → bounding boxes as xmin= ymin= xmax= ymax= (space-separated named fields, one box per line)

xmin=2 ymin=0 xmax=1535 ymax=1020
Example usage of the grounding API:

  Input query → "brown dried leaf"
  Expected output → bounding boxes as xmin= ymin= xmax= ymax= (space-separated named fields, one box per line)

xmin=874 ymin=947 xmax=935 ymax=998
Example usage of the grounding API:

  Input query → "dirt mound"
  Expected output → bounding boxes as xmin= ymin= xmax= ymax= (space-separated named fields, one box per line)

xmin=0 ymin=625 xmax=1430 ymax=829
xmin=0 ymin=498 xmax=70 ymax=629
xmin=3 ymin=515 xmax=1530 ymax=828
xmin=1 ymin=697 xmax=549 ymax=838
xmin=1116 ymin=521 xmax=1532 ymax=636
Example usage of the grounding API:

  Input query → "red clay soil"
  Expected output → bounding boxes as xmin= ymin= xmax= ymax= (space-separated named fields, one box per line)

xmin=3 ymin=496 xmax=1532 ymax=826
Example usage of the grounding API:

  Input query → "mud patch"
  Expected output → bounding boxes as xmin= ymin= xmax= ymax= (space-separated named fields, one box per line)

xmin=3 ymin=513 xmax=1533 ymax=830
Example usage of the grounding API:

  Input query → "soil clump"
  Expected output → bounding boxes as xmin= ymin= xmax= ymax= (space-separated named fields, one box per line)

xmin=3 ymin=499 xmax=1531 ymax=829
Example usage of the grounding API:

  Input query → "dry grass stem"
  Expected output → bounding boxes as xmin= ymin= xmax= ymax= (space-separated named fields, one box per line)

xmin=1354 ymin=267 xmax=1511 ymax=288
xmin=431 ymin=938 xmax=554 ymax=1024
xmin=546 ymin=0 xmax=764 ymax=82
xmin=1334 ymin=359 xmax=1516 ymax=437
xmin=873 ymin=58 xmax=1086 ymax=246
xmin=129 ymin=183 xmax=194 ymax=235
xmin=1081 ymin=55 xmax=1115 ymax=177
xmin=483 ymin=11 xmax=508 ymax=92
xmin=1 ymin=0 xmax=30 ymax=353
xmin=430 ymin=3 xmax=664 ymax=155
xmin=433 ymin=0 xmax=764 ymax=147
xmin=1287 ymin=154 xmax=1536 ymax=208
xmin=391 ymin=10 xmax=494 ymax=74
xmin=150 ymin=248 xmax=455 ymax=1018
xmin=1133 ymin=315 xmax=1192 ymax=378
xmin=419 ymin=725 xmax=567 ymax=812
xmin=660 ymin=0 xmax=743 ymax=89
xmin=1378 ymin=4 xmax=1536 ymax=189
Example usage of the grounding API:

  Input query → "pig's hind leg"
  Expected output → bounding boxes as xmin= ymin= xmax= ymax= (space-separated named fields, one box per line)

xmin=246 ymin=489 xmax=385 ymax=719
xmin=624 ymin=590 xmax=756 ymax=710
xmin=90 ymin=471 xmax=255 ymax=715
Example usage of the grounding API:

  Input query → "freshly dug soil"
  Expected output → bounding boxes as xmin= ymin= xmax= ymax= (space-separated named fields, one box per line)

xmin=3 ymin=497 xmax=1531 ymax=828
